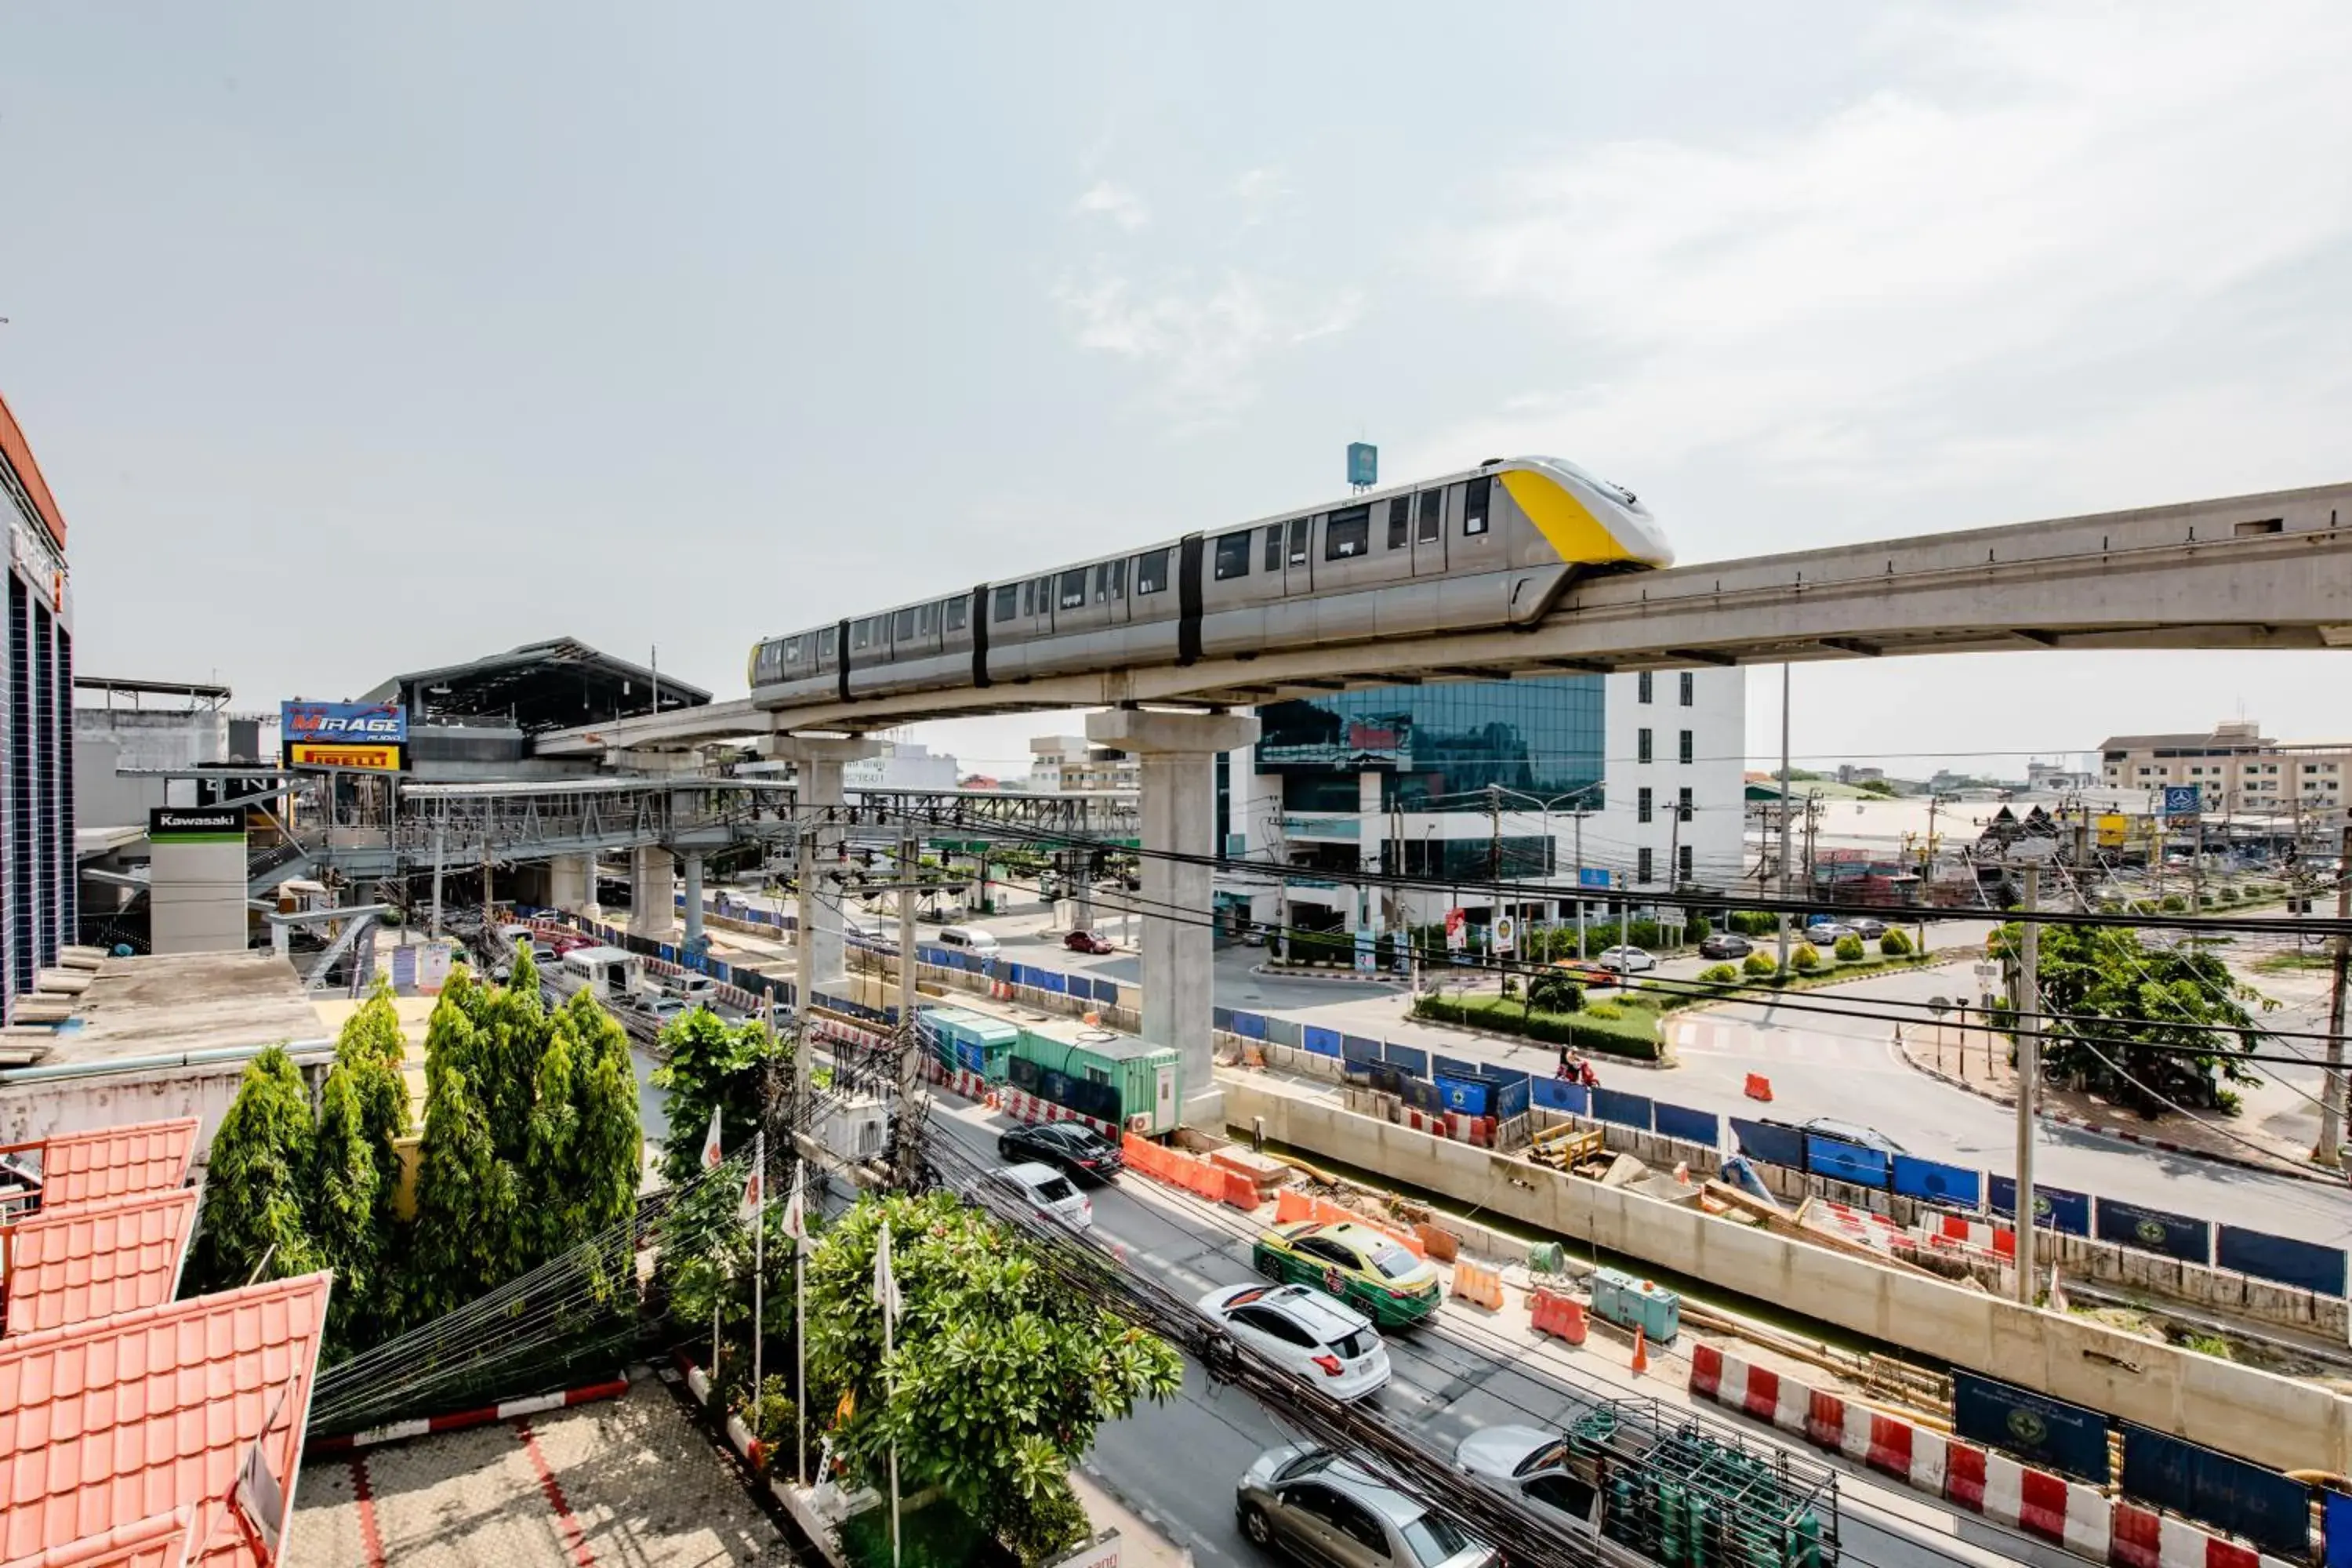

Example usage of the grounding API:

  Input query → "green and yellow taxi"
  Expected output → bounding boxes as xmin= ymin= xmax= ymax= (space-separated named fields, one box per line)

xmin=1249 ymin=1220 xmax=1443 ymax=1329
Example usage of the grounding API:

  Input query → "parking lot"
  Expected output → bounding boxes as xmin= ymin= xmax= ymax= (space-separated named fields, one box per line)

xmin=290 ymin=1376 xmax=803 ymax=1568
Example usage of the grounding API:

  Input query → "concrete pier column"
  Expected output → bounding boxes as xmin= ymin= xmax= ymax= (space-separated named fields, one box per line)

xmin=1085 ymin=709 xmax=1260 ymax=1130
xmin=547 ymin=854 xmax=595 ymax=914
xmin=1069 ymin=850 xmax=1097 ymax=931
xmin=628 ymin=846 xmax=678 ymax=942
xmin=763 ymin=735 xmax=882 ymax=985
xmin=682 ymin=853 xmax=705 ymax=948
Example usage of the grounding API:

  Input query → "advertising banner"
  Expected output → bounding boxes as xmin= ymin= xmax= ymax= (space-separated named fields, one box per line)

xmin=148 ymin=806 xmax=245 ymax=842
xmin=282 ymin=699 xmax=407 ymax=746
xmin=1954 ymin=1372 xmax=2113 ymax=1483
xmin=287 ymin=741 xmax=406 ymax=772
xmin=2122 ymin=1426 xmax=2310 ymax=1558
xmin=1444 ymin=909 xmax=1467 ymax=950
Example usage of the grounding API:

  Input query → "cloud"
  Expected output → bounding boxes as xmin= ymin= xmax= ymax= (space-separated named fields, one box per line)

xmin=1054 ymin=268 xmax=1365 ymax=425
xmin=1417 ymin=5 xmax=2352 ymax=514
xmin=1231 ymin=167 xmax=1285 ymax=204
xmin=1073 ymin=180 xmax=1150 ymax=231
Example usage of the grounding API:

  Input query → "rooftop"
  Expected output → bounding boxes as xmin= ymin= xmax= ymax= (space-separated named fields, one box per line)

xmin=0 ymin=388 xmax=69 ymax=554
xmin=2 ymin=1121 xmax=198 ymax=1213
xmin=2 ymin=1189 xmax=197 ymax=1338
xmin=28 ymin=955 xmax=324 ymax=1069
xmin=364 ymin=637 xmax=710 ymax=736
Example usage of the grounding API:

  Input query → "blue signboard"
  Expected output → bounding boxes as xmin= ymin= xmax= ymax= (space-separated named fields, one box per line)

xmin=1989 ymin=1175 xmax=2092 ymax=1236
xmin=2324 ymin=1486 xmax=2352 ymax=1568
xmin=1346 ymin=441 xmax=1378 ymax=487
xmin=1806 ymin=1135 xmax=1890 ymax=1189
xmin=2122 ymin=1426 xmax=2310 ymax=1559
xmin=2162 ymin=784 xmax=2201 ymax=817
xmin=281 ymin=699 xmax=407 ymax=746
xmin=2095 ymin=1197 xmax=2212 ymax=1265
xmin=1954 ymin=1372 xmax=2112 ymax=1484
xmin=1578 ymin=867 xmax=1613 ymax=889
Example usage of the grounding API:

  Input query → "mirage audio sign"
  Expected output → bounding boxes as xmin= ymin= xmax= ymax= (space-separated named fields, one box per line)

xmin=281 ymin=700 xmax=408 ymax=773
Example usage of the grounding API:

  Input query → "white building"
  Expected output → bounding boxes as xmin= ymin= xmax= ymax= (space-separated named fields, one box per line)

xmin=841 ymin=739 xmax=960 ymax=793
xmin=2100 ymin=720 xmax=2348 ymax=812
xmin=1029 ymin=735 xmax=1141 ymax=794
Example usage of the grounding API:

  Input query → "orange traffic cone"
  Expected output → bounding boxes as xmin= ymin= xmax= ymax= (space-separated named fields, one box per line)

xmin=1630 ymin=1325 xmax=1650 ymax=1377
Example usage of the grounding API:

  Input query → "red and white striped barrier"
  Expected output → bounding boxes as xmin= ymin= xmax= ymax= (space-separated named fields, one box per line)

xmin=1806 ymin=1200 xmax=1916 ymax=1258
xmin=1946 ymin=1444 xmax=2112 ymax=1559
xmin=2111 ymin=1504 xmax=2290 ymax=1568
xmin=922 ymin=1058 xmax=993 ymax=1102
xmin=1918 ymin=1210 xmax=2018 ymax=1261
xmin=309 ymin=1376 xmax=631 ymax=1454
xmin=999 ymin=1087 xmax=1124 ymax=1140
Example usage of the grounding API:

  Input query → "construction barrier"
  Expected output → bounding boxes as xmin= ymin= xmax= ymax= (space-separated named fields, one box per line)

xmin=1530 ymin=1287 xmax=1587 ymax=1345
xmin=1743 ymin=1073 xmax=1773 ymax=1102
xmin=1119 ymin=1131 xmax=1269 ymax=1211
xmin=1450 ymin=1258 xmax=1506 ymax=1311
xmin=1274 ymin=1189 xmax=1313 ymax=1225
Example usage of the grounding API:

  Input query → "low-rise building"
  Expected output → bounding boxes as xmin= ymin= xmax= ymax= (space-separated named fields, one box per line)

xmin=1030 ymin=735 xmax=1140 ymax=793
xmin=2099 ymin=719 xmax=2348 ymax=811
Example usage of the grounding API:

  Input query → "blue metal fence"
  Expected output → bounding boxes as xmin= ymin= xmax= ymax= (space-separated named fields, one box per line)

xmin=1653 ymin=1103 xmax=1721 ymax=1146
xmin=1590 ymin=1087 xmax=1654 ymax=1131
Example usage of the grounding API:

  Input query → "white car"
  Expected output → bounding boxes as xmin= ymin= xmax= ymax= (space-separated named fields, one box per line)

xmin=991 ymin=1161 xmax=1094 ymax=1231
xmin=1454 ymin=1426 xmax=1600 ymax=1537
xmin=1197 ymin=1281 xmax=1392 ymax=1403
xmin=1597 ymin=945 xmax=1655 ymax=973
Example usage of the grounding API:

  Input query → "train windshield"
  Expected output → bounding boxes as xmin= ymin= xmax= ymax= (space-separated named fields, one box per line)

xmin=1548 ymin=458 xmax=1639 ymax=508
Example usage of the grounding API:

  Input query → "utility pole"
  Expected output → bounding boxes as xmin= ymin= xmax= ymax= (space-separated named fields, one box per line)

xmin=1776 ymin=663 xmax=1793 ymax=973
xmin=2192 ymin=809 xmax=2207 ymax=915
xmin=1574 ymin=810 xmax=1590 ymax=960
xmin=2014 ymin=860 xmax=2042 ymax=1305
xmin=2314 ymin=823 xmax=2352 ymax=1167
xmin=429 ymin=801 xmax=446 ymax=938
xmin=1487 ymin=782 xmax=1504 ymax=974
xmin=794 ymin=826 xmax=817 ymax=1133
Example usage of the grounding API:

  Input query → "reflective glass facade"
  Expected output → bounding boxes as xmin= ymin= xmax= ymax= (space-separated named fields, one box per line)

xmin=1257 ymin=677 xmax=1604 ymax=814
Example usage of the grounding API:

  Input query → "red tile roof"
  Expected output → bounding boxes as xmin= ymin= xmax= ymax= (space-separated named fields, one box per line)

xmin=17 ymin=1121 xmax=198 ymax=1212
xmin=0 ymin=390 xmax=68 ymax=553
xmin=0 ymin=1272 xmax=332 ymax=1568
xmin=0 ymin=1509 xmax=191 ymax=1568
xmin=3 ymin=1189 xmax=198 ymax=1338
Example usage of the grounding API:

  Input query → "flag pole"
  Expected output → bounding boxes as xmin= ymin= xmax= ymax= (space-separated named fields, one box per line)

xmin=702 ymin=1105 xmax=725 ymax=1383
xmin=793 ymin=1165 xmax=808 ymax=1488
xmin=884 ymin=1230 xmax=900 ymax=1568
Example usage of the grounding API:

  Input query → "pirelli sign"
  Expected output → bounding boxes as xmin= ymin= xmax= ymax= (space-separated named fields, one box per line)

xmin=287 ymin=741 xmax=407 ymax=772
xmin=282 ymin=700 xmax=408 ymax=773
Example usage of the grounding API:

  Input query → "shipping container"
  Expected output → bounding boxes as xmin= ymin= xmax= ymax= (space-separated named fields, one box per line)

xmin=1007 ymin=1016 xmax=1182 ymax=1136
xmin=920 ymin=1004 xmax=1021 ymax=1080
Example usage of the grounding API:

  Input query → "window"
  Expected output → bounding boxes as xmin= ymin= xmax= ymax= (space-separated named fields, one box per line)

xmin=1059 ymin=569 xmax=1087 ymax=610
xmin=1680 ymin=671 xmax=1694 ymax=706
xmin=1463 ymin=474 xmax=1491 ymax=535
xmin=782 ymin=636 xmax=800 ymax=661
xmin=1638 ymin=728 xmax=1653 ymax=764
xmin=1288 ymin=517 xmax=1310 ymax=564
xmin=1035 ymin=576 xmax=1053 ymax=615
xmin=1522 ymin=1472 xmax=1599 ymax=1525
xmin=945 ymin=599 xmax=967 ymax=632
xmin=1639 ymin=846 xmax=1654 ymax=883
xmin=1137 ymin=549 xmax=1171 ymax=594
xmin=1214 ymin=530 xmax=1254 ymax=580
xmin=1387 ymin=496 xmax=1410 ymax=549
xmin=1679 ymin=844 xmax=1693 ymax=880
xmin=851 ymin=618 xmax=873 ymax=651
xmin=1637 ymin=787 xmax=1653 ymax=824
xmin=993 ymin=585 xmax=1019 ymax=622
xmin=893 ymin=608 xmax=916 ymax=641
xmin=1325 ymin=505 xmax=1370 ymax=560
xmin=1021 ymin=580 xmax=1034 ymax=617
xmin=1232 ymin=1306 xmax=1316 ymax=1348
xmin=1638 ymin=671 xmax=1653 ymax=704
xmin=1417 ymin=489 xmax=1444 ymax=543
xmin=1679 ymin=730 xmax=1693 ymax=764
xmin=1678 ymin=786 xmax=1693 ymax=822
xmin=917 ymin=602 xmax=937 ymax=634
xmin=1326 ymin=1497 xmax=1388 ymax=1554
xmin=1264 ymin=525 xmax=1283 ymax=572
xmin=818 ymin=626 xmax=837 ymax=655
xmin=1109 ymin=559 xmax=1125 ymax=597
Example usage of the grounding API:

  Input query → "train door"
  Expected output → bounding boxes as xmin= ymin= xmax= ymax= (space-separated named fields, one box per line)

xmin=1282 ymin=514 xmax=1314 ymax=596
xmin=1410 ymin=485 xmax=1449 ymax=577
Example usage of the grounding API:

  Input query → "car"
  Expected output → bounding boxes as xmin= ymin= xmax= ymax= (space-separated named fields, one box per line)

xmin=1197 ymin=1282 xmax=1392 ymax=1403
xmin=1454 ymin=1425 xmax=1602 ymax=1538
xmin=996 ymin=1120 xmax=1124 ymax=1185
xmin=1242 ymin=927 xmax=1268 ymax=947
xmin=637 ymin=995 xmax=688 ymax=1025
xmin=1596 ymin=945 xmax=1655 ymax=972
xmin=1250 ymin=1220 xmax=1443 ymax=1330
xmin=936 ymin=925 xmax=1000 ymax=953
xmin=1548 ymin=960 xmax=1620 ymax=988
xmin=1236 ymin=1445 xmax=1497 ymax=1568
xmin=989 ymin=1160 xmax=1094 ymax=1230
xmin=1798 ymin=1116 xmax=1907 ymax=1156
xmin=1699 ymin=933 xmax=1753 ymax=960
xmin=1804 ymin=920 xmax=1856 ymax=942
xmin=1849 ymin=916 xmax=1889 ymax=939
xmin=1063 ymin=929 xmax=1116 ymax=955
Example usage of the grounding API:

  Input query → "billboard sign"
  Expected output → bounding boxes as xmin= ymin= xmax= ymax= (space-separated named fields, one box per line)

xmin=1577 ymin=867 xmax=1612 ymax=889
xmin=282 ymin=700 xmax=407 ymax=746
xmin=1345 ymin=441 xmax=1377 ymax=488
xmin=148 ymin=806 xmax=245 ymax=843
xmin=2096 ymin=813 xmax=2130 ymax=848
xmin=2162 ymin=785 xmax=2201 ymax=818
xmin=288 ymin=741 xmax=406 ymax=773
xmin=1353 ymin=927 xmax=1377 ymax=976
xmin=1492 ymin=913 xmax=1516 ymax=954
xmin=1954 ymin=1372 xmax=2113 ymax=1483
xmin=1444 ymin=909 xmax=1467 ymax=951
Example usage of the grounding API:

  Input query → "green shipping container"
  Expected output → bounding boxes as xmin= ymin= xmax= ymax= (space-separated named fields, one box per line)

xmin=1007 ymin=1020 xmax=1183 ymax=1136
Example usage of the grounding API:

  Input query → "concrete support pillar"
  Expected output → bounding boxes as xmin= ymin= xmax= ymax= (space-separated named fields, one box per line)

xmin=628 ymin=846 xmax=677 ymax=942
xmin=547 ymin=854 xmax=595 ymax=914
xmin=763 ymin=735 xmax=882 ymax=985
xmin=682 ymin=854 xmax=705 ymax=948
xmin=1069 ymin=851 xmax=1096 ymax=931
xmin=1086 ymin=709 xmax=1260 ymax=1130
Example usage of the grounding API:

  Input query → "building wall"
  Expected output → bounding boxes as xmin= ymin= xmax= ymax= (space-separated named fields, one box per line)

xmin=1029 ymin=735 xmax=1139 ymax=793
xmin=843 ymin=740 xmax=960 ymax=792
xmin=74 ymin=707 xmax=231 ymax=828
xmin=1 ymin=393 xmax=73 ymax=1023
xmin=2100 ymin=720 xmax=2350 ymax=811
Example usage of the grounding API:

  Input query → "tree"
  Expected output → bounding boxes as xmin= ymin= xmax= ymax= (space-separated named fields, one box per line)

xmin=1857 ymin=778 xmax=1899 ymax=797
xmin=1879 ymin=928 xmax=1913 ymax=956
xmin=404 ymin=985 xmax=518 ymax=1323
xmin=652 ymin=1007 xmax=791 ymax=1185
xmin=807 ymin=1192 xmax=1182 ymax=1565
xmin=1833 ymin=933 xmax=1866 ymax=962
xmin=1990 ymin=922 xmax=2270 ymax=1113
xmin=310 ymin=1065 xmax=383 ymax=1355
xmin=332 ymin=980 xmax=412 ymax=1236
xmin=543 ymin=990 xmax=643 ymax=1256
xmin=191 ymin=1045 xmax=321 ymax=1291
xmin=1525 ymin=970 xmax=1584 ymax=1014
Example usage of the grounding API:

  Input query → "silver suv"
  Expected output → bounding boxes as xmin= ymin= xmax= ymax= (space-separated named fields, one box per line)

xmin=1236 ymin=1445 xmax=1496 ymax=1567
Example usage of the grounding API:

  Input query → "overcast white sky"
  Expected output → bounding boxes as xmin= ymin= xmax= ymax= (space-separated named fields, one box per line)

xmin=5 ymin=3 xmax=2350 ymax=779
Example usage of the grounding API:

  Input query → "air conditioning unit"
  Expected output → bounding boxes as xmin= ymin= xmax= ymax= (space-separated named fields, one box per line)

xmin=1127 ymin=1114 xmax=1151 ymax=1134
xmin=819 ymin=1099 xmax=891 ymax=1161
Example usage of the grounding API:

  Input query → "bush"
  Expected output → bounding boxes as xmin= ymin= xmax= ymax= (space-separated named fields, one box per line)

xmin=1685 ymin=916 xmax=1711 ymax=943
xmin=1741 ymin=950 xmax=1778 ymax=977
xmin=1697 ymin=963 xmax=1739 ymax=984
xmin=1832 ymin=934 xmax=1866 ymax=962
xmin=2160 ymin=894 xmax=2187 ymax=913
xmin=1407 ymin=994 xmax=1662 ymax=1059
xmin=1728 ymin=910 xmax=1778 ymax=937
xmin=1878 ymin=928 xmax=1912 ymax=956
xmin=1525 ymin=971 xmax=1584 ymax=1013
xmin=1584 ymin=1001 xmax=1624 ymax=1020
xmin=1791 ymin=942 xmax=1822 ymax=973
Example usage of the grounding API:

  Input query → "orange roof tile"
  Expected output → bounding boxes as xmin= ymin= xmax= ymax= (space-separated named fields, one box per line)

xmin=0 ymin=390 xmax=68 ymax=553
xmin=3 ymin=1189 xmax=198 ymax=1338
xmin=0 ymin=1273 xmax=332 ymax=1568
xmin=0 ymin=1510 xmax=191 ymax=1568
xmin=23 ymin=1121 xmax=198 ymax=1212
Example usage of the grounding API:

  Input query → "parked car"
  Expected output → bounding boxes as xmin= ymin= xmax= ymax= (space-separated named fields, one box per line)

xmin=1699 ymin=933 xmax=1753 ymax=960
xmin=989 ymin=1161 xmax=1094 ymax=1230
xmin=659 ymin=971 xmax=717 ymax=1004
xmin=935 ymin=925 xmax=1000 ymax=953
xmin=1804 ymin=920 xmax=1856 ymax=943
xmin=1064 ymin=929 xmax=1116 ymax=955
xmin=1250 ymin=1221 xmax=1443 ymax=1329
xmin=637 ymin=995 xmax=688 ymax=1027
xmin=1798 ymin=1116 xmax=1907 ymax=1156
xmin=1597 ymin=945 xmax=1655 ymax=973
xmin=1236 ymin=1445 xmax=1497 ymax=1568
xmin=1549 ymin=960 xmax=1620 ymax=988
xmin=1197 ymin=1282 xmax=1392 ymax=1403
xmin=996 ymin=1120 xmax=1123 ymax=1184
xmin=1849 ymin=916 xmax=1889 ymax=940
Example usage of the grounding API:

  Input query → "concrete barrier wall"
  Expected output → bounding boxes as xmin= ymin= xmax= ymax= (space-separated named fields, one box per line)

xmin=0 ymin=1052 xmax=332 ymax=1168
xmin=1223 ymin=1077 xmax=2352 ymax=1475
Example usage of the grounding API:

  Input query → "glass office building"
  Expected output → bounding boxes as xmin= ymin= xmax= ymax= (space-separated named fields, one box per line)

xmin=0 ymin=390 xmax=74 ymax=1024
xmin=1254 ymin=676 xmax=1605 ymax=815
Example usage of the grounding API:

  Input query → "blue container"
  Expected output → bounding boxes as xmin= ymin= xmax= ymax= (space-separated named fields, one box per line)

xmin=1590 ymin=1266 xmax=1681 ymax=1342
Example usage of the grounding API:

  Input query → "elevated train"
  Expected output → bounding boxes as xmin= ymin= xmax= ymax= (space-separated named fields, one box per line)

xmin=747 ymin=456 xmax=1675 ymax=704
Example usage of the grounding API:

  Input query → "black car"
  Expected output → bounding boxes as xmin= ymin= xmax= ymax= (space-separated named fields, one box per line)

xmin=996 ymin=1120 xmax=1124 ymax=1184
xmin=1698 ymin=933 xmax=1753 ymax=960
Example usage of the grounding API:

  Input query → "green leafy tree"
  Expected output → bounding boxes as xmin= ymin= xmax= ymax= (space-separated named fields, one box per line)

xmin=543 ymin=991 xmax=643 ymax=1259
xmin=1990 ymin=922 xmax=2270 ymax=1112
xmin=191 ymin=1045 xmax=321 ymax=1291
xmin=1525 ymin=971 xmax=1584 ymax=1014
xmin=404 ymin=985 xmax=518 ymax=1323
xmin=807 ymin=1192 xmax=1182 ymax=1564
xmin=332 ymin=981 xmax=412 ymax=1236
xmin=1879 ymin=928 xmax=1913 ymax=956
xmin=652 ymin=1007 xmax=791 ymax=1185
xmin=310 ymin=1064 xmax=383 ymax=1353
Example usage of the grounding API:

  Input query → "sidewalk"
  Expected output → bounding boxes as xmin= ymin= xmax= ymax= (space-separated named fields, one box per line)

xmin=1069 ymin=1466 xmax=1193 ymax=1566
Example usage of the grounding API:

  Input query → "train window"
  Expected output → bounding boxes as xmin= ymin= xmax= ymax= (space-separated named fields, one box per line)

xmin=1264 ymin=525 xmax=1282 ymax=573
xmin=1035 ymin=576 xmax=1054 ymax=615
xmin=1325 ymin=505 xmax=1371 ymax=560
xmin=894 ymin=608 xmax=917 ymax=641
xmin=851 ymin=619 xmax=873 ymax=651
xmin=819 ymin=626 xmax=837 ymax=656
xmin=782 ymin=637 xmax=800 ymax=662
xmin=1387 ymin=497 xmax=1410 ymax=550
xmin=1214 ymin=530 xmax=1254 ymax=580
xmin=1022 ymin=580 xmax=1035 ymax=617
xmin=1287 ymin=517 xmax=1309 ymax=565
xmin=1093 ymin=564 xmax=1110 ymax=603
xmin=1417 ymin=489 xmax=1444 ymax=543
xmin=1137 ymin=549 xmax=1170 ymax=594
xmin=995 ymin=585 xmax=1020 ymax=622
xmin=946 ymin=598 xmax=967 ymax=632
xmin=1464 ymin=475 xmax=1491 ymax=535
xmin=1109 ymin=559 xmax=1126 ymax=597
xmin=1059 ymin=569 xmax=1087 ymax=610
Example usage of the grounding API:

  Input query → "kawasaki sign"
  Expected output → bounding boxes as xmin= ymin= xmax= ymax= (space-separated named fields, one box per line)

xmin=149 ymin=806 xmax=246 ymax=843
xmin=281 ymin=699 xmax=407 ymax=745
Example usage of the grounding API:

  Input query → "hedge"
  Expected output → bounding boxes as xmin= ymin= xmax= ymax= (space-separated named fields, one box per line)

xmin=1407 ymin=994 xmax=1663 ymax=1062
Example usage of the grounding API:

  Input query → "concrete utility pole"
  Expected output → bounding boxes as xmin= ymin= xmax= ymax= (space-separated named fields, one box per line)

xmin=1487 ymin=783 xmax=1504 ymax=973
xmin=1574 ymin=811 xmax=1589 ymax=960
xmin=2014 ymin=860 xmax=2042 ymax=1305
xmin=2314 ymin=823 xmax=2352 ymax=1167
xmin=1777 ymin=663 xmax=1793 ymax=972
xmin=793 ymin=826 xmax=817 ymax=1131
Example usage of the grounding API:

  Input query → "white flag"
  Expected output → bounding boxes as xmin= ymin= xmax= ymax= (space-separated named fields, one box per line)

xmin=782 ymin=1164 xmax=806 ymax=1247
xmin=701 ymin=1106 xmax=724 ymax=1172
xmin=740 ymin=1159 xmax=765 ymax=1227
xmin=2047 ymin=1261 xmax=2068 ymax=1313
xmin=873 ymin=1222 xmax=902 ymax=1323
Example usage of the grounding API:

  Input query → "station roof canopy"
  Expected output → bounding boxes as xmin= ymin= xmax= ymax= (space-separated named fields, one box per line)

xmin=364 ymin=637 xmax=711 ymax=736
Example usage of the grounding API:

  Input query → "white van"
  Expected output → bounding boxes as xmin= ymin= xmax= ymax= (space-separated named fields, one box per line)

xmin=935 ymin=926 xmax=1000 ymax=954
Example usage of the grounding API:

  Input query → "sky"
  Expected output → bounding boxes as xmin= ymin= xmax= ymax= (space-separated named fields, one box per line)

xmin=5 ymin=2 xmax=2350 ymax=780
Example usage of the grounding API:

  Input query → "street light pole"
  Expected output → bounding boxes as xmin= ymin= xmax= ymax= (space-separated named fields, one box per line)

xmin=2314 ymin=823 xmax=2352 ymax=1167
xmin=2014 ymin=859 xmax=2042 ymax=1305
xmin=1777 ymin=663 xmax=1793 ymax=973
